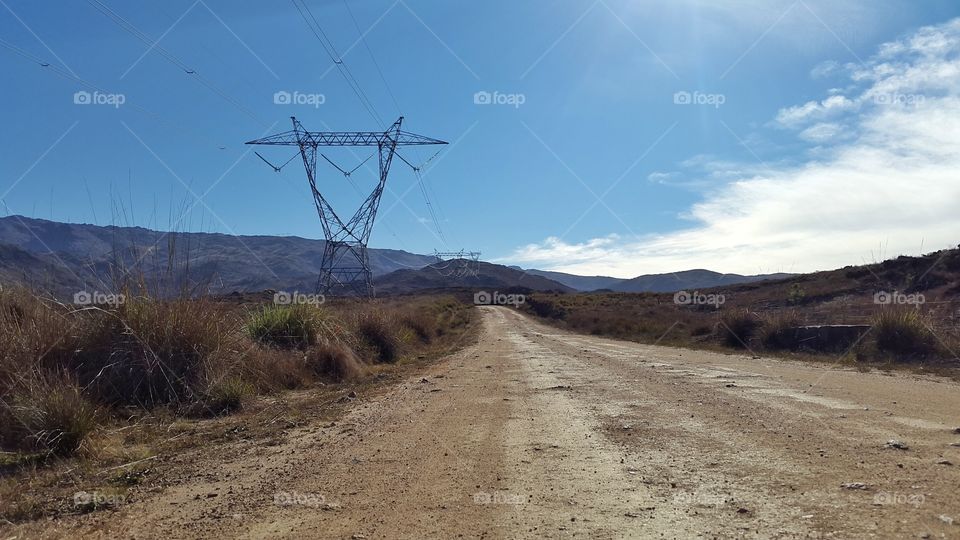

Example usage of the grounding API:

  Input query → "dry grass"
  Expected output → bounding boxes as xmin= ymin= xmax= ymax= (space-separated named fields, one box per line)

xmin=759 ymin=311 xmax=804 ymax=351
xmin=873 ymin=308 xmax=939 ymax=359
xmin=719 ymin=309 xmax=761 ymax=349
xmin=401 ymin=312 xmax=438 ymax=344
xmin=351 ymin=310 xmax=402 ymax=364
xmin=0 ymin=371 xmax=99 ymax=456
xmin=245 ymin=304 xmax=327 ymax=349
xmin=306 ymin=340 xmax=365 ymax=381
xmin=0 ymin=287 xmax=476 ymax=464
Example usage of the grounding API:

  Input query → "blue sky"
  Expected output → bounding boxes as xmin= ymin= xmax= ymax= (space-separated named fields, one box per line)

xmin=2 ymin=0 xmax=960 ymax=277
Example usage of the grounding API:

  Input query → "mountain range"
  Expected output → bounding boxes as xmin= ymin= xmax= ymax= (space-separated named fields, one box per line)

xmin=0 ymin=216 xmax=793 ymax=297
xmin=524 ymin=268 xmax=794 ymax=293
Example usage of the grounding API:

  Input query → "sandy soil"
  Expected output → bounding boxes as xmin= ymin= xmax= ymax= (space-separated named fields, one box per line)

xmin=8 ymin=306 xmax=960 ymax=539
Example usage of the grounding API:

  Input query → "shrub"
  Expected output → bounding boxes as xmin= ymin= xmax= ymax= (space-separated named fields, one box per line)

xmin=526 ymin=297 xmax=567 ymax=319
xmin=239 ymin=348 xmax=311 ymax=392
xmin=0 ymin=289 xmax=232 ymax=408
xmin=787 ymin=284 xmax=807 ymax=305
xmin=306 ymin=340 xmax=365 ymax=381
xmin=760 ymin=311 xmax=804 ymax=350
xmin=354 ymin=311 xmax=401 ymax=364
xmin=873 ymin=309 xmax=938 ymax=358
xmin=719 ymin=309 xmax=760 ymax=348
xmin=0 ymin=288 xmax=77 ymax=384
xmin=201 ymin=377 xmax=253 ymax=415
xmin=75 ymin=297 xmax=229 ymax=407
xmin=246 ymin=304 xmax=324 ymax=349
xmin=1 ymin=372 xmax=99 ymax=456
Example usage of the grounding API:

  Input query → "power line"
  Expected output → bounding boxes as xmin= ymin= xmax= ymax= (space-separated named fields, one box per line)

xmin=329 ymin=3 xmax=453 ymax=247
xmin=290 ymin=0 xmax=385 ymax=128
xmin=394 ymin=151 xmax=447 ymax=246
xmin=340 ymin=0 xmax=403 ymax=117
xmin=0 ymin=37 xmax=240 ymax=153
xmin=85 ymin=0 xmax=267 ymax=127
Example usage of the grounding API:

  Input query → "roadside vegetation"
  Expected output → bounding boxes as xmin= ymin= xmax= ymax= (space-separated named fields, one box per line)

xmin=519 ymin=248 xmax=960 ymax=372
xmin=0 ymin=286 xmax=476 ymax=523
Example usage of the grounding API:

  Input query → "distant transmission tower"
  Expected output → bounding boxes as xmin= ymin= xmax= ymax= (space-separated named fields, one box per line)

xmin=247 ymin=116 xmax=447 ymax=296
xmin=433 ymin=250 xmax=481 ymax=278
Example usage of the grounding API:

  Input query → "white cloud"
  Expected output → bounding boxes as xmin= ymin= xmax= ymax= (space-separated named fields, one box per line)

xmin=775 ymin=95 xmax=856 ymax=128
xmin=506 ymin=18 xmax=960 ymax=278
xmin=798 ymin=122 xmax=846 ymax=142
xmin=811 ymin=60 xmax=840 ymax=79
xmin=647 ymin=171 xmax=678 ymax=184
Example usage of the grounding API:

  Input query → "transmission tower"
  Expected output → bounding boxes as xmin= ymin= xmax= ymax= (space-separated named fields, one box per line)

xmin=433 ymin=250 xmax=481 ymax=278
xmin=247 ymin=116 xmax=447 ymax=296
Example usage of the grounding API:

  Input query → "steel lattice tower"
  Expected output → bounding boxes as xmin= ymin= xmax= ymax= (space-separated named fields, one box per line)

xmin=247 ymin=116 xmax=447 ymax=296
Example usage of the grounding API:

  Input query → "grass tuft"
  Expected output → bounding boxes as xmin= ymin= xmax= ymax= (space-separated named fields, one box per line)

xmin=719 ymin=309 xmax=760 ymax=349
xmin=246 ymin=304 xmax=325 ymax=350
xmin=306 ymin=340 xmax=365 ymax=381
xmin=1 ymin=372 xmax=99 ymax=456
xmin=873 ymin=309 xmax=939 ymax=359
xmin=760 ymin=311 xmax=804 ymax=350
xmin=353 ymin=311 xmax=401 ymax=364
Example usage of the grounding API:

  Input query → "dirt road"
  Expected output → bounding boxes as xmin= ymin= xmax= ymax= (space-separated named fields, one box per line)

xmin=28 ymin=307 xmax=960 ymax=538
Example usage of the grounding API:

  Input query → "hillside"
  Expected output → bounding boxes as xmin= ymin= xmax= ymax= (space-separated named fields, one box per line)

xmin=0 ymin=215 xmax=437 ymax=296
xmin=523 ymin=267 xmax=794 ymax=292
xmin=521 ymin=269 xmax=624 ymax=291
xmin=376 ymin=260 xmax=574 ymax=294
xmin=519 ymin=246 xmax=960 ymax=357
xmin=609 ymin=269 xmax=795 ymax=293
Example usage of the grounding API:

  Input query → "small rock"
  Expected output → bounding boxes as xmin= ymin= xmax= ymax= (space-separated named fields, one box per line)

xmin=953 ymin=427 xmax=960 ymax=434
xmin=939 ymin=514 xmax=954 ymax=526
xmin=737 ymin=507 xmax=750 ymax=514
xmin=419 ymin=378 xmax=430 ymax=384
xmin=621 ymin=424 xmax=632 ymax=431
xmin=352 ymin=535 xmax=367 ymax=540
xmin=841 ymin=482 xmax=869 ymax=490
xmin=937 ymin=459 xmax=953 ymax=466
xmin=347 ymin=390 xmax=357 ymax=399
xmin=624 ymin=512 xmax=640 ymax=518
xmin=885 ymin=439 xmax=909 ymax=450
xmin=206 ymin=492 xmax=218 ymax=498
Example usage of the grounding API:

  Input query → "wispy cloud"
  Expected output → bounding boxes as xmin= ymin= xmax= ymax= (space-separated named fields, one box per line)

xmin=507 ymin=18 xmax=960 ymax=278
